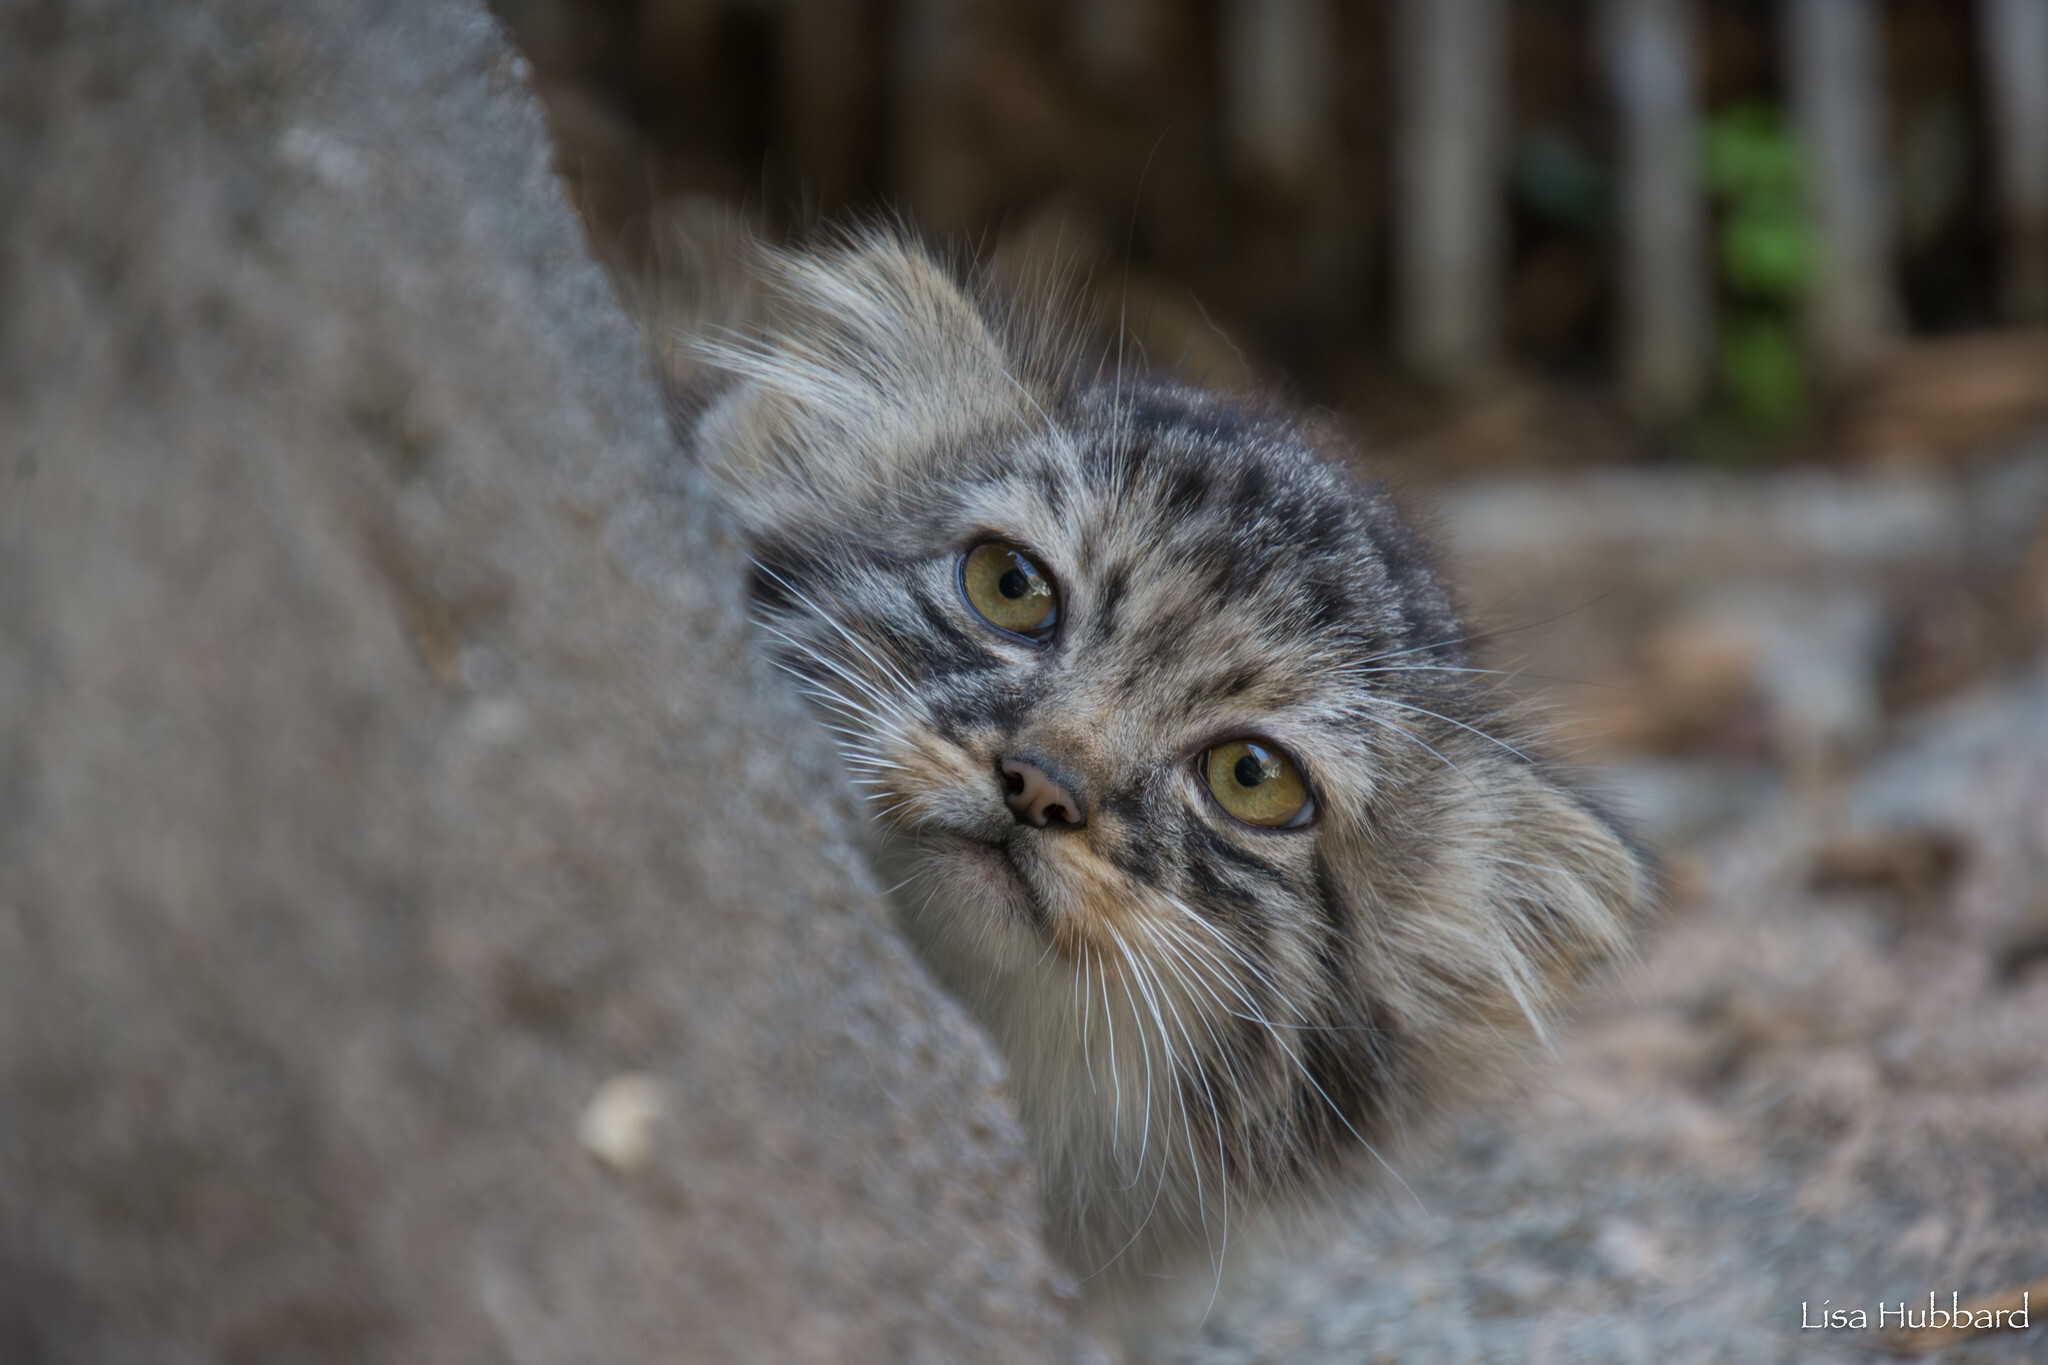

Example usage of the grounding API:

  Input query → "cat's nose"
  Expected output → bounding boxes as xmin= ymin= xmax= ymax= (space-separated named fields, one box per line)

xmin=998 ymin=757 xmax=1087 ymax=830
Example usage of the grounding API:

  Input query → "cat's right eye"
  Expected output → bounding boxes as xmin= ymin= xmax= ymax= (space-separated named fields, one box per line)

xmin=959 ymin=541 xmax=1059 ymax=640
xmin=1203 ymin=739 xmax=1315 ymax=829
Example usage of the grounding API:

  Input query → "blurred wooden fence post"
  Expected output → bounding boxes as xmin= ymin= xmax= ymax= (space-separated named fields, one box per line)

xmin=1220 ymin=0 xmax=1336 ymax=194
xmin=1602 ymin=0 xmax=1711 ymax=421
xmin=1075 ymin=0 xmax=1152 ymax=86
xmin=1981 ymin=0 xmax=2048 ymax=323
xmin=1393 ymin=0 xmax=1507 ymax=388
xmin=1784 ymin=0 xmax=1900 ymax=378
xmin=782 ymin=0 xmax=880 ymax=213
xmin=894 ymin=0 xmax=980 ymax=231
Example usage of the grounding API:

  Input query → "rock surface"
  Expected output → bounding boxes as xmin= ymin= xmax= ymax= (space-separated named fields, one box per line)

xmin=0 ymin=2 xmax=1098 ymax=1360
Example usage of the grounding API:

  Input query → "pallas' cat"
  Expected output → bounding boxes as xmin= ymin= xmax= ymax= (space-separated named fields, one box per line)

xmin=650 ymin=225 xmax=1649 ymax=1318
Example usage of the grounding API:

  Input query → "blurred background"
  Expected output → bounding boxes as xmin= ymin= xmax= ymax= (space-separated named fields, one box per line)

xmin=501 ymin=0 xmax=2048 ymax=469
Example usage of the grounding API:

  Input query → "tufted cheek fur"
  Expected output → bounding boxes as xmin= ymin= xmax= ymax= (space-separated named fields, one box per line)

xmin=660 ymin=229 xmax=1654 ymax=1308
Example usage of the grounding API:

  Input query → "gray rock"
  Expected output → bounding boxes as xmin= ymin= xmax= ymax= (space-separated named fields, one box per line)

xmin=0 ymin=1 xmax=1098 ymax=1360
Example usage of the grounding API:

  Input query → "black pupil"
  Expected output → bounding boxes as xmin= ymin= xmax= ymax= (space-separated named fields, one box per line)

xmin=998 ymin=565 xmax=1032 ymax=599
xmin=1234 ymin=753 xmax=1270 ymax=788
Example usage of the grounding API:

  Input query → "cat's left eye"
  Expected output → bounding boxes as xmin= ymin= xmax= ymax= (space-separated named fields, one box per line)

xmin=1203 ymin=740 xmax=1315 ymax=829
xmin=960 ymin=541 xmax=1059 ymax=639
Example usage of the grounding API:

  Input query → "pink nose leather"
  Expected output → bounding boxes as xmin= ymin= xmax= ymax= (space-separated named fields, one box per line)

xmin=999 ymin=758 xmax=1085 ymax=829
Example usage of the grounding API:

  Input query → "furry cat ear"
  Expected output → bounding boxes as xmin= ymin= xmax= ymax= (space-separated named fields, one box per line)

xmin=1348 ymin=763 xmax=1650 ymax=1085
xmin=641 ymin=210 xmax=1044 ymax=526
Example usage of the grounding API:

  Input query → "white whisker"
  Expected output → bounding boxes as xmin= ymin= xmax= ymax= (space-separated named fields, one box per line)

xmin=1365 ymin=695 xmax=1536 ymax=765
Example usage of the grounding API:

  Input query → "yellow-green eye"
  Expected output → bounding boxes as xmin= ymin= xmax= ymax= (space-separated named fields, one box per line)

xmin=960 ymin=542 xmax=1059 ymax=638
xmin=1203 ymin=740 xmax=1313 ymax=829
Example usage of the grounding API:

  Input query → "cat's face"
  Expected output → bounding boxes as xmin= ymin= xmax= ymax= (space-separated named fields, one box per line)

xmin=752 ymin=383 xmax=1465 ymax=1007
xmin=686 ymin=235 xmax=1648 ymax=1290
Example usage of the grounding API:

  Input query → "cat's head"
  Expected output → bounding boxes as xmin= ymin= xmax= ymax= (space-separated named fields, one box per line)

xmin=676 ymin=230 xmax=1650 ymax=1281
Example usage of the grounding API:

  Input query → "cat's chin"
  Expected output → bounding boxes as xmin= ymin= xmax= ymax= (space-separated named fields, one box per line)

xmin=871 ymin=828 xmax=1059 ymax=976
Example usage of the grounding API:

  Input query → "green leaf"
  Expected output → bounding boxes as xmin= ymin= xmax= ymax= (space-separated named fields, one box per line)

xmin=1719 ymin=313 xmax=1806 ymax=431
xmin=1702 ymin=101 xmax=1803 ymax=200
xmin=1721 ymin=203 xmax=1813 ymax=300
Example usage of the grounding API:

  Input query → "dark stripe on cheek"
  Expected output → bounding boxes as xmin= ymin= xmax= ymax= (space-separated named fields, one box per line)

xmin=1101 ymin=790 xmax=1165 ymax=882
xmin=1193 ymin=825 xmax=1288 ymax=883
xmin=1106 ymin=833 xmax=1162 ymax=890
xmin=1102 ymin=784 xmax=1148 ymax=824
xmin=1181 ymin=830 xmax=1268 ymax=930
xmin=869 ymin=612 xmax=990 ymax=685
xmin=1310 ymin=848 xmax=1352 ymax=942
xmin=910 ymin=584 xmax=988 ymax=658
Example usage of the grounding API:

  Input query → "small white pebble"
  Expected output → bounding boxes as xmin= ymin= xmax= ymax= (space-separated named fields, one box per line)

xmin=577 ymin=1072 xmax=667 ymax=1174
xmin=1595 ymin=1217 xmax=1672 ymax=1284
xmin=276 ymin=125 xmax=362 ymax=188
